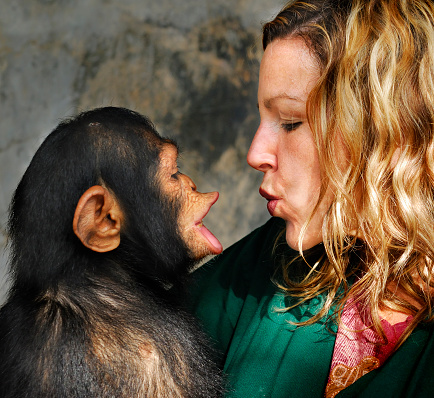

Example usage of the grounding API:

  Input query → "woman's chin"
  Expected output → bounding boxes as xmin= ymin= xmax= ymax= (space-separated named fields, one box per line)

xmin=285 ymin=221 xmax=323 ymax=251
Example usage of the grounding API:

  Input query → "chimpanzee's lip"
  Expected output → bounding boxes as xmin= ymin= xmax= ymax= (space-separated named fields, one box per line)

xmin=194 ymin=192 xmax=219 ymax=225
xmin=196 ymin=222 xmax=223 ymax=254
xmin=194 ymin=193 xmax=222 ymax=254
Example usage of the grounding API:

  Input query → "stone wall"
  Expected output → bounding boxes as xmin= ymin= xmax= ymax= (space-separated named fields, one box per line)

xmin=0 ymin=0 xmax=286 ymax=303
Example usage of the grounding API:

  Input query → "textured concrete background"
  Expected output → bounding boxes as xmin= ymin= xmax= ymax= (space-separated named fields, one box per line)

xmin=0 ymin=0 xmax=286 ymax=304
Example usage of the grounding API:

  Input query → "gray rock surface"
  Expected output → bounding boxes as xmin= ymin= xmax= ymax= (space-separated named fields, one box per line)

xmin=0 ymin=0 xmax=287 ymax=304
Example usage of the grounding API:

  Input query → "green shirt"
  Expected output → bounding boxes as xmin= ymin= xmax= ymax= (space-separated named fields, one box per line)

xmin=190 ymin=218 xmax=434 ymax=397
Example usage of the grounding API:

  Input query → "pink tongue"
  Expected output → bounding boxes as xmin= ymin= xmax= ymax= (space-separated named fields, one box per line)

xmin=199 ymin=225 xmax=223 ymax=254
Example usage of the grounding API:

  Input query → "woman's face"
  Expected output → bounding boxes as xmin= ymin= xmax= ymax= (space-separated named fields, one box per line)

xmin=247 ymin=37 xmax=334 ymax=250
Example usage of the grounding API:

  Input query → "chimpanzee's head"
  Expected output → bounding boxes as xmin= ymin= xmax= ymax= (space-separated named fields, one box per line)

xmin=8 ymin=107 xmax=222 ymax=293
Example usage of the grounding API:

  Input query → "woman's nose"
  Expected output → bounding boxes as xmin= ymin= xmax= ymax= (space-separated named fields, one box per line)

xmin=247 ymin=124 xmax=277 ymax=172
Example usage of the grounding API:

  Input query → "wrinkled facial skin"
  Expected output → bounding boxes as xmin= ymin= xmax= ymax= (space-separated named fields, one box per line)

xmin=247 ymin=37 xmax=336 ymax=250
xmin=158 ymin=144 xmax=222 ymax=260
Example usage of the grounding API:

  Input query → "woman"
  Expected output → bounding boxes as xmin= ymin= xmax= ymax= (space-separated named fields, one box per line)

xmin=191 ymin=0 xmax=434 ymax=397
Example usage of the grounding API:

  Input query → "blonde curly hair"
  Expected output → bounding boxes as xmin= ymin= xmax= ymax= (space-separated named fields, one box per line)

xmin=264 ymin=0 xmax=434 ymax=346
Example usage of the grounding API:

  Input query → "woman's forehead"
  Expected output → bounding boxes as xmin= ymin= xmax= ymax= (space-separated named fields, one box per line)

xmin=259 ymin=37 xmax=320 ymax=104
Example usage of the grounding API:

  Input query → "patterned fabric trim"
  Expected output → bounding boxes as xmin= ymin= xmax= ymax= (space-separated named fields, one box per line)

xmin=325 ymin=299 xmax=412 ymax=398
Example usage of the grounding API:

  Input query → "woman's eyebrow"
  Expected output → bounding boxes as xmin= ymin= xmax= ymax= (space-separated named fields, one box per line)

xmin=258 ymin=94 xmax=304 ymax=110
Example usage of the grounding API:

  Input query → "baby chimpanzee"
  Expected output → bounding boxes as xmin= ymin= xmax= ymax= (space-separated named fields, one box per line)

xmin=0 ymin=107 xmax=224 ymax=398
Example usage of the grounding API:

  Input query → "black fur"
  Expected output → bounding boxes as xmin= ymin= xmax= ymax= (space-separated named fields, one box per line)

xmin=0 ymin=107 xmax=223 ymax=397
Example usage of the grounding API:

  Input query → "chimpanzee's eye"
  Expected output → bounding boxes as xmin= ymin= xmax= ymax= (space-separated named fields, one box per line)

xmin=171 ymin=171 xmax=181 ymax=179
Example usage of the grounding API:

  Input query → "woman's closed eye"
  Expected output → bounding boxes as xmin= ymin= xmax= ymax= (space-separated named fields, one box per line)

xmin=281 ymin=121 xmax=302 ymax=132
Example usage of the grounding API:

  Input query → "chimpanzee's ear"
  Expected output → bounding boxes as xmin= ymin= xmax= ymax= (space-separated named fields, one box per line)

xmin=73 ymin=185 xmax=123 ymax=252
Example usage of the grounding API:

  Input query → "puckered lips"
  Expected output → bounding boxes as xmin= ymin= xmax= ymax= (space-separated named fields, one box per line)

xmin=194 ymin=192 xmax=223 ymax=254
xmin=259 ymin=188 xmax=279 ymax=217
